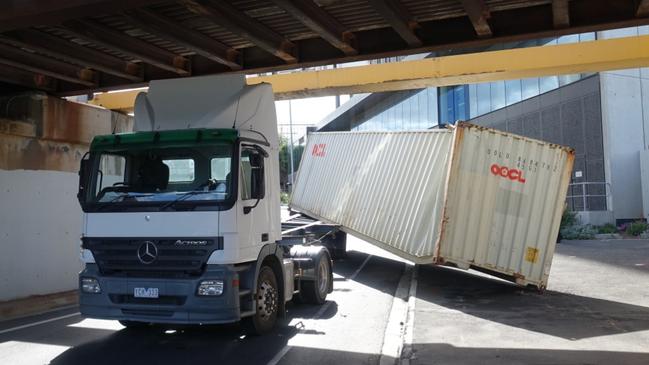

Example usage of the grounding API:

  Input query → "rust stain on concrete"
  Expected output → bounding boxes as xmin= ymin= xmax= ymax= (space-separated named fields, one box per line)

xmin=0 ymin=92 xmax=132 ymax=173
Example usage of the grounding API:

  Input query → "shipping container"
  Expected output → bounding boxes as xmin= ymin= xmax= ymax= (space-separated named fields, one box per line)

xmin=290 ymin=123 xmax=574 ymax=289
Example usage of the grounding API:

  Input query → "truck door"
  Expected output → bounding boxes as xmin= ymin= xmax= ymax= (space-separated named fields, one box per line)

xmin=238 ymin=144 xmax=270 ymax=260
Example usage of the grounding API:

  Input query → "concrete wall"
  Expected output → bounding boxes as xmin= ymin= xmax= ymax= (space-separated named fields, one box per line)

xmin=0 ymin=92 xmax=132 ymax=301
xmin=0 ymin=170 xmax=82 ymax=301
xmin=598 ymin=27 xmax=649 ymax=221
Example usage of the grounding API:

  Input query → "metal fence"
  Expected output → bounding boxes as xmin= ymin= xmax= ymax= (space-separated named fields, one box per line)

xmin=566 ymin=182 xmax=610 ymax=211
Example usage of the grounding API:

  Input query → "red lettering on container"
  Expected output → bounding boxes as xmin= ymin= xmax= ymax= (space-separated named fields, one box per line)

xmin=312 ymin=144 xmax=326 ymax=157
xmin=490 ymin=163 xmax=526 ymax=183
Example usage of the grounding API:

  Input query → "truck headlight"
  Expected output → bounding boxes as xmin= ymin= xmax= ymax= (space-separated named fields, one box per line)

xmin=197 ymin=280 xmax=224 ymax=296
xmin=81 ymin=278 xmax=101 ymax=294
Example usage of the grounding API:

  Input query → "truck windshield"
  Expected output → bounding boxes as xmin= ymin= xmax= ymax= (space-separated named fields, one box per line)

xmin=84 ymin=144 xmax=233 ymax=211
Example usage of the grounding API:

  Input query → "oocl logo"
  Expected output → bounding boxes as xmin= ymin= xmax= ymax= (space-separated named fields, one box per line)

xmin=490 ymin=164 xmax=526 ymax=184
xmin=312 ymin=143 xmax=326 ymax=157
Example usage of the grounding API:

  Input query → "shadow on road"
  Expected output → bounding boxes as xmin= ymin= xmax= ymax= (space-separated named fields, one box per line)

xmin=29 ymin=252 xmax=376 ymax=365
xmin=49 ymin=321 xmax=297 ymax=365
xmin=416 ymin=264 xmax=649 ymax=340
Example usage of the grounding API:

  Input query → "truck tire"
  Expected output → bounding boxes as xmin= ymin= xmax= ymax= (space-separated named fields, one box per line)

xmin=245 ymin=265 xmax=279 ymax=335
xmin=300 ymin=251 xmax=332 ymax=305
xmin=119 ymin=320 xmax=149 ymax=329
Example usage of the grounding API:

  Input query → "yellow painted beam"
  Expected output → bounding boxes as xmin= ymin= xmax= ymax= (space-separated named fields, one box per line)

xmin=89 ymin=88 xmax=146 ymax=112
xmin=257 ymin=35 xmax=649 ymax=99
xmin=90 ymin=35 xmax=649 ymax=110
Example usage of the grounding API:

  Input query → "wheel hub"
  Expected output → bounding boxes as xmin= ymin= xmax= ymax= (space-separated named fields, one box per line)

xmin=257 ymin=280 xmax=278 ymax=319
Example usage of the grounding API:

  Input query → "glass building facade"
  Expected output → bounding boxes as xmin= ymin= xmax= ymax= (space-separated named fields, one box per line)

xmin=353 ymin=33 xmax=597 ymax=131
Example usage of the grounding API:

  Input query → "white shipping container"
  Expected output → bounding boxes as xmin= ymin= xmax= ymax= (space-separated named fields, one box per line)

xmin=290 ymin=123 xmax=574 ymax=289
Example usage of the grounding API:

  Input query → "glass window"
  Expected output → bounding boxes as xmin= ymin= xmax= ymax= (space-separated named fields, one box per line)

xmin=418 ymin=90 xmax=427 ymax=129
xmin=579 ymin=32 xmax=596 ymax=42
xmin=491 ymin=81 xmax=506 ymax=110
xmin=163 ymin=159 xmax=195 ymax=182
xmin=241 ymin=148 xmax=264 ymax=201
xmin=428 ymin=88 xmax=438 ymax=127
xmin=394 ymin=102 xmax=404 ymax=131
xmin=438 ymin=87 xmax=449 ymax=124
xmin=454 ymin=86 xmax=468 ymax=121
xmin=469 ymin=84 xmax=478 ymax=118
xmin=408 ymin=93 xmax=418 ymax=130
xmin=86 ymin=144 xmax=234 ymax=210
xmin=477 ymin=83 xmax=491 ymax=116
xmin=521 ymin=78 xmax=540 ymax=99
xmin=96 ymin=154 xmax=126 ymax=194
xmin=559 ymin=73 xmax=581 ymax=86
xmin=446 ymin=87 xmax=455 ymax=123
xmin=505 ymin=80 xmax=522 ymax=105
xmin=240 ymin=151 xmax=253 ymax=200
xmin=540 ymin=76 xmax=559 ymax=93
xmin=558 ymin=34 xmax=579 ymax=44
xmin=210 ymin=157 xmax=231 ymax=180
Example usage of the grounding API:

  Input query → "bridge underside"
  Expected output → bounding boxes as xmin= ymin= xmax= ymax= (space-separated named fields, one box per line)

xmin=1 ymin=0 xmax=649 ymax=96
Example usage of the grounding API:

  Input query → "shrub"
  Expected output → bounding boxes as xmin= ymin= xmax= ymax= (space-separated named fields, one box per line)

xmin=625 ymin=221 xmax=648 ymax=236
xmin=280 ymin=191 xmax=291 ymax=204
xmin=560 ymin=225 xmax=596 ymax=240
xmin=560 ymin=209 xmax=578 ymax=229
xmin=597 ymin=223 xmax=617 ymax=234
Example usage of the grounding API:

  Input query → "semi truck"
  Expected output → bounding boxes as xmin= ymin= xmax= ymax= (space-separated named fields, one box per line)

xmin=76 ymin=75 xmax=345 ymax=334
xmin=77 ymin=74 xmax=573 ymax=333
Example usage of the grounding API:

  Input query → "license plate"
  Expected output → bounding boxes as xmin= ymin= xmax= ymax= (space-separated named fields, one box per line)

xmin=133 ymin=287 xmax=159 ymax=298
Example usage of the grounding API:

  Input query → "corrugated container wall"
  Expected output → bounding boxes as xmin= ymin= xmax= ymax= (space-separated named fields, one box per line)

xmin=291 ymin=123 xmax=574 ymax=289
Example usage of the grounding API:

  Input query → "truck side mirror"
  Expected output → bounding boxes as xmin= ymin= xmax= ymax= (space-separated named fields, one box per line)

xmin=77 ymin=153 xmax=91 ymax=204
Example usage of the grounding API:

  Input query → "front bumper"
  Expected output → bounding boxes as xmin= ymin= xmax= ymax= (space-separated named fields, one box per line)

xmin=79 ymin=264 xmax=240 ymax=324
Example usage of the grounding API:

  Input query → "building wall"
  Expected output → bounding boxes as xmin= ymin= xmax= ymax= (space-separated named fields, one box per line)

xmin=470 ymin=75 xmax=612 ymax=224
xmin=0 ymin=93 xmax=132 ymax=301
xmin=598 ymin=27 xmax=649 ymax=222
xmin=353 ymin=88 xmax=438 ymax=131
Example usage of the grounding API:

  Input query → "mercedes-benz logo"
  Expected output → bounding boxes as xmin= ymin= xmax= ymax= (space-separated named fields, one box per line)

xmin=137 ymin=241 xmax=158 ymax=265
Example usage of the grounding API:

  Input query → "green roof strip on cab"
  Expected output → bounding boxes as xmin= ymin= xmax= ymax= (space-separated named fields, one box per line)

xmin=90 ymin=128 xmax=239 ymax=152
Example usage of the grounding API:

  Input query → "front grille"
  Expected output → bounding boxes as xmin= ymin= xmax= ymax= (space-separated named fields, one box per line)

xmin=84 ymin=237 xmax=223 ymax=277
xmin=122 ymin=309 xmax=174 ymax=317
xmin=110 ymin=294 xmax=187 ymax=306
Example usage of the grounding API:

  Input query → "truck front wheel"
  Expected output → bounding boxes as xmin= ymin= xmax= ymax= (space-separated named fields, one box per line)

xmin=245 ymin=265 xmax=279 ymax=335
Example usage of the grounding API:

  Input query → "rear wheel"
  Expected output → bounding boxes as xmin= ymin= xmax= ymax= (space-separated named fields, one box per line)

xmin=245 ymin=265 xmax=279 ymax=335
xmin=300 ymin=251 xmax=332 ymax=304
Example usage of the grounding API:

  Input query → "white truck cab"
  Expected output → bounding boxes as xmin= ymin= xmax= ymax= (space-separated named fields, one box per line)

xmin=76 ymin=75 xmax=339 ymax=333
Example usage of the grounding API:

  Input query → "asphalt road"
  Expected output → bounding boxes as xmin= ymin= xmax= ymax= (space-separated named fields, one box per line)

xmin=0 ymin=239 xmax=407 ymax=365
xmin=407 ymin=239 xmax=649 ymax=365
xmin=2 ymin=239 xmax=648 ymax=365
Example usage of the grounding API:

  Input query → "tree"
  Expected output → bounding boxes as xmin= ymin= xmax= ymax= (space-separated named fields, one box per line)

xmin=278 ymin=136 xmax=305 ymax=191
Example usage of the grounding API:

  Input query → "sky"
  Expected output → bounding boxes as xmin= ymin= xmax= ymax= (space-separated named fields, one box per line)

xmin=275 ymin=95 xmax=351 ymax=144
xmin=273 ymin=60 xmax=369 ymax=143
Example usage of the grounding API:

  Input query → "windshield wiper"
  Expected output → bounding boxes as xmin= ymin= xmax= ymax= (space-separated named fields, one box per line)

xmin=96 ymin=193 xmax=154 ymax=211
xmin=160 ymin=191 xmax=215 ymax=211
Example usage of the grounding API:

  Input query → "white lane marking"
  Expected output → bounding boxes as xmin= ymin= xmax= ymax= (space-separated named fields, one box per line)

xmin=401 ymin=265 xmax=419 ymax=365
xmin=0 ymin=312 xmax=80 ymax=335
xmin=379 ymin=264 xmax=414 ymax=365
xmin=266 ymin=254 xmax=373 ymax=365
